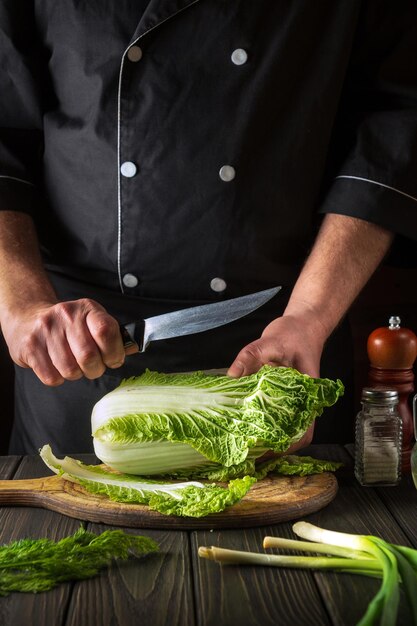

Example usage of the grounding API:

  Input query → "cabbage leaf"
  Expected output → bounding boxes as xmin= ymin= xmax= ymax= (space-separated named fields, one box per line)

xmin=252 ymin=455 xmax=343 ymax=480
xmin=40 ymin=445 xmax=255 ymax=518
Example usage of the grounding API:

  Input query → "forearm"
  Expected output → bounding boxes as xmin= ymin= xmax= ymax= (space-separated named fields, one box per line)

xmin=228 ymin=212 xmax=394 ymax=381
xmin=284 ymin=213 xmax=394 ymax=342
xmin=0 ymin=211 xmax=125 ymax=384
xmin=0 ymin=211 xmax=57 ymax=327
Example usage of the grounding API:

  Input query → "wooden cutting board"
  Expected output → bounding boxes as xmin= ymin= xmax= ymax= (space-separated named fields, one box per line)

xmin=0 ymin=472 xmax=338 ymax=529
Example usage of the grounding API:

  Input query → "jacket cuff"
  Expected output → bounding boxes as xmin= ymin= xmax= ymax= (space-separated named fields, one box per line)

xmin=319 ymin=175 xmax=417 ymax=241
xmin=0 ymin=177 xmax=38 ymax=217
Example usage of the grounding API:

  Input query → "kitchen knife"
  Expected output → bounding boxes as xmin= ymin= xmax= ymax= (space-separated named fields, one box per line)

xmin=120 ymin=286 xmax=281 ymax=354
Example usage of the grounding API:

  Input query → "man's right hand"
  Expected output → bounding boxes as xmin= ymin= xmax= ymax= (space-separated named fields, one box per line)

xmin=2 ymin=298 xmax=126 ymax=386
xmin=0 ymin=212 xmax=127 ymax=386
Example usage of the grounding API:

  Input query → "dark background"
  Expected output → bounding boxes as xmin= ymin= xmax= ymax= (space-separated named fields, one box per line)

xmin=1 ymin=264 xmax=416 ymax=454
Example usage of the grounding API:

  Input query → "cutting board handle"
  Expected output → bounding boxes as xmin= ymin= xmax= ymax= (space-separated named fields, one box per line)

xmin=0 ymin=476 xmax=62 ymax=506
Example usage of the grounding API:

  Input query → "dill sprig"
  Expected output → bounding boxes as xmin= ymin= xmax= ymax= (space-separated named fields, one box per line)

xmin=0 ymin=527 xmax=158 ymax=595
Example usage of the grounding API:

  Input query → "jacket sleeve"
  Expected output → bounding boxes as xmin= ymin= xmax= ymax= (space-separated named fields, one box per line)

xmin=319 ymin=0 xmax=417 ymax=242
xmin=0 ymin=0 xmax=44 ymax=215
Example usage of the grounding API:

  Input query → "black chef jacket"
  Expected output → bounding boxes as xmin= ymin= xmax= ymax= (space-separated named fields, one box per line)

xmin=1 ymin=1 xmax=417 ymax=453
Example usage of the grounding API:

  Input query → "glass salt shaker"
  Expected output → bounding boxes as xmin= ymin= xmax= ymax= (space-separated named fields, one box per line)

xmin=411 ymin=395 xmax=417 ymax=489
xmin=354 ymin=388 xmax=402 ymax=486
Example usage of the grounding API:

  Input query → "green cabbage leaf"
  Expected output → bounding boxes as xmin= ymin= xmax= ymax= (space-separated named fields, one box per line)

xmin=252 ymin=455 xmax=343 ymax=480
xmin=39 ymin=445 xmax=255 ymax=518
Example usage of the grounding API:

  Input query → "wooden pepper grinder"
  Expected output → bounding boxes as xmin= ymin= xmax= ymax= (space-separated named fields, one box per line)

xmin=367 ymin=316 xmax=417 ymax=472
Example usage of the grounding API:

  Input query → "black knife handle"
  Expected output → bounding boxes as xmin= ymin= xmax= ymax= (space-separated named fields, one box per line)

xmin=120 ymin=325 xmax=137 ymax=352
xmin=119 ymin=320 xmax=145 ymax=354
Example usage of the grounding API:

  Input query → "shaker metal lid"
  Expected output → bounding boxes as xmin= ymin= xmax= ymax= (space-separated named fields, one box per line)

xmin=361 ymin=388 xmax=399 ymax=404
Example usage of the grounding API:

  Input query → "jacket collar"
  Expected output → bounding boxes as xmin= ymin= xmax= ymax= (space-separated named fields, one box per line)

xmin=128 ymin=0 xmax=202 ymax=45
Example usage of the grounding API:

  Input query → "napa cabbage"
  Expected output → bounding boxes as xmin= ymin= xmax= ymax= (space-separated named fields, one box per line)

xmin=91 ymin=365 xmax=344 ymax=475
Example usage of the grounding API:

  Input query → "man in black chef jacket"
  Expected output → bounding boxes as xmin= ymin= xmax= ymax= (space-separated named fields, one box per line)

xmin=0 ymin=1 xmax=416 ymax=455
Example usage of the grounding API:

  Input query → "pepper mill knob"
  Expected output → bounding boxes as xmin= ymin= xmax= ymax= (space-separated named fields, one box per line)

xmin=367 ymin=317 xmax=417 ymax=472
xmin=367 ymin=316 xmax=417 ymax=370
xmin=389 ymin=316 xmax=401 ymax=329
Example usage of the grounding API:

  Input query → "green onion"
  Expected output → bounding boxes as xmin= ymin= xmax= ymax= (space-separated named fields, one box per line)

xmin=198 ymin=545 xmax=380 ymax=575
xmin=263 ymin=535 xmax=375 ymax=560
xmin=377 ymin=541 xmax=417 ymax=624
xmin=199 ymin=521 xmax=417 ymax=626
xmin=292 ymin=522 xmax=400 ymax=626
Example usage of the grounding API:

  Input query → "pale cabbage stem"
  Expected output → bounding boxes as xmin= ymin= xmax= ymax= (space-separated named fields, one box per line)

xmin=40 ymin=445 xmax=204 ymax=500
xmin=92 ymin=388 xmax=276 ymax=440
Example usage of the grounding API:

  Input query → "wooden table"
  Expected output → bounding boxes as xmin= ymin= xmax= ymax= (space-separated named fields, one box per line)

xmin=0 ymin=444 xmax=416 ymax=626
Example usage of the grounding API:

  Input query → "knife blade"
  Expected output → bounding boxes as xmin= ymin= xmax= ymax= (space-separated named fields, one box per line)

xmin=120 ymin=286 xmax=281 ymax=354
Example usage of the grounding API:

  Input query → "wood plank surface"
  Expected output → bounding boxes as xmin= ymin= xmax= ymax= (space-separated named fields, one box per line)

xmin=0 ymin=455 xmax=82 ymax=626
xmin=189 ymin=446 xmax=346 ymax=626
xmin=306 ymin=445 xmax=413 ymax=626
xmin=0 ymin=455 xmax=197 ymax=626
xmin=65 ymin=524 xmax=195 ymax=626
xmin=192 ymin=524 xmax=331 ymax=626
xmin=191 ymin=445 xmax=415 ymax=626
xmin=191 ymin=446 xmax=339 ymax=626
xmin=1 ymin=446 xmax=415 ymax=626
xmin=0 ymin=456 xmax=20 ymax=480
xmin=375 ymin=475 xmax=417 ymax=547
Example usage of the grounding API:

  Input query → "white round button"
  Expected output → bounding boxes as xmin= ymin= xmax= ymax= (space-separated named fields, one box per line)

xmin=122 ymin=273 xmax=139 ymax=288
xmin=210 ymin=277 xmax=227 ymax=292
xmin=219 ymin=165 xmax=235 ymax=182
xmin=127 ymin=46 xmax=143 ymax=62
xmin=120 ymin=161 xmax=137 ymax=178
xmin=231 ymin=48 xmax=248 ymax=65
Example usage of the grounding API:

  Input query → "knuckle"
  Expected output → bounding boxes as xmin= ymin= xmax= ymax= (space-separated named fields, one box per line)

xmin=80 ymin=298 xmax=104 ymax=314
xmin=241 ymin=341 xmax=263 ymax=362
xmin=77 ymin=298 xmax=89 ymax=306
xmin=77 ymin=348 xmax=99 ymax=367
xmin=92 ymin=317 xmax=116 ymax=340
xmin=21 ymin=340 xmax=42 ymax=367
xmin=84 ymin=363 xmax=106 ymax=379
xmin=21 ymin=334 xmax=38 ymax=355
xmin=40 ymin=373 xmax=64 ymax=387
xmin=60 ymin=367 xmax=83 ymax=381
xmin=34 ymin=313 xmax=54 ymax=334
xmin=55 ymin=301 xmax=76 ymax=323
xmin=79 ymin=297 xmax=95 ymax=307
xmin=105 ymin=357 xmax=125 ymax=369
